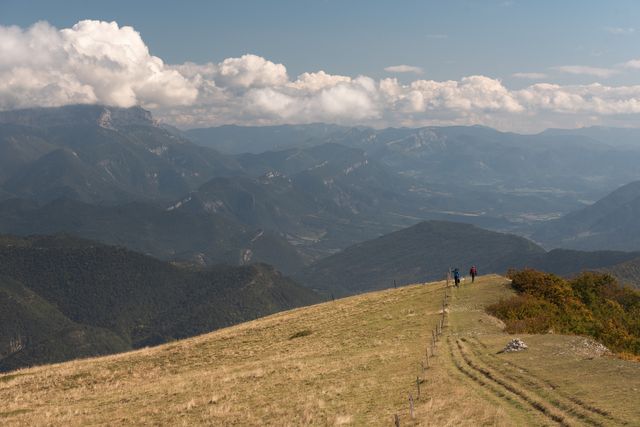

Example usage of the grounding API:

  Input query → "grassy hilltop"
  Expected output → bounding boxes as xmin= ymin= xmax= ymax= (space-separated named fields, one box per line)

xmin=1 ymin=275 xmax=639 ymax=425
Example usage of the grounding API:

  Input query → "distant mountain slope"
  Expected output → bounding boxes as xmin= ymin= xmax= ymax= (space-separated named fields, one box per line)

xmin=175 ymin=143 xmax=431 ymax=257
xmin=0 ymin=188 xmax=13 ymax=201
xmin=297 ymin=221 xmax=545 ymax=295
xmin=599 ymin=256 xmax=640 ymax=289
xmin=525 ymin=248 xmax=640 ymax=276
xmin=0 ymin=124 xmax=56 ymax=182
xmin=3 ymin=148 xmax=131 ymax=203
xmin=236 ymin=142 xmax=371 ymax=176
xmin=297 ymin=221 xmax=640 ymax=296
xmin=0 ymin=105 xmax=241 ymax=204
xmin=0 ymin=235 xmax=320 ymax=371
xmin=0 ymin=275 xmax=130 ymax=372
xmin=540 ymin=126 xmax=640 ymax=149
xmin=185 ymin=123 xmax=350 ymax=154
xmin=0 ymin=197 xmax=306 ymax=274
xmin=532 ymin=180 xmax=640 ymax=251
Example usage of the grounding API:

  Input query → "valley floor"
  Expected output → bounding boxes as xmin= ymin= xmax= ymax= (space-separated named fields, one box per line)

xmin=1 ymin=275 xmax=638 ymax=426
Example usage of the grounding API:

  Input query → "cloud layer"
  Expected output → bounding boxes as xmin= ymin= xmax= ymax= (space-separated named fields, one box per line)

xmin=3 ymin=20 xmax=640 ymax=132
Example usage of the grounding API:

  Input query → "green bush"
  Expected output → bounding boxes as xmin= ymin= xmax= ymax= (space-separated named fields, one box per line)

xmin=490 ymin=269 xmax=640 ymax=355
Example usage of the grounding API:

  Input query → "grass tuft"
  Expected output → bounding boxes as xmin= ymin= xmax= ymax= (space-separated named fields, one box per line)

xmin=288 ymin=329 xmax=313 ymax=340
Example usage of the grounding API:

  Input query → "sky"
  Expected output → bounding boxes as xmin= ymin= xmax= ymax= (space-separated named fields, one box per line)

xmin=1 ymin=0 xmax=640 ymax=132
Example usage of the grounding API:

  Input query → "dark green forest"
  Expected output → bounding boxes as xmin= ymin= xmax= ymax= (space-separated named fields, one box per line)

xmin=0 ymin=234 xmax=320 ymax=372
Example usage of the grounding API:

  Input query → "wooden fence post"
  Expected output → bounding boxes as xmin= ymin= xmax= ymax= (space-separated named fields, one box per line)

xmin=409 ymin=393 xmax=414 ymax=418
xmin=394 ymin=414 xmax=400 ymax=427
xmin=416 ymin=376 xmax=421 ymax=399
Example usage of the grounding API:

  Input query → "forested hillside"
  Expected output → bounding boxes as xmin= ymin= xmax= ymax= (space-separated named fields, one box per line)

xmin=0 ymin=235 xmax=320 ymax=371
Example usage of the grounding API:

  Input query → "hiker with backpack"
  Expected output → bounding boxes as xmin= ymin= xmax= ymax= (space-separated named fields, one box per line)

xmin=453 ymin=268 xmax=461 ymax=287
xmin=470 ymin=265 xmax=478 ymax=283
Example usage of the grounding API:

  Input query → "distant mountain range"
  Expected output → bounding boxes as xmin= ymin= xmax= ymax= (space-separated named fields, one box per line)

xmin=0 ymin=105 xmax=241 ymax=204
xmin=0 ymin=235 xmax=320 ymax=372
xmin=296 ymin=220 xmax=640 ymax=296
xmin=4 ymin=104 xmax=640 ymax=274
xmin=188 ymin=123 xmax=640 ymax=224
xmin=0 ymin=106 xmax=433 ymax=265
xmin=173 ymin=143 xmax=429 ymax=255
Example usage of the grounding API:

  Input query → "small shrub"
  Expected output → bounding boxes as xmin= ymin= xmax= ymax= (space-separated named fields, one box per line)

xmin=487 ymin=294 xmax=556 ymax=334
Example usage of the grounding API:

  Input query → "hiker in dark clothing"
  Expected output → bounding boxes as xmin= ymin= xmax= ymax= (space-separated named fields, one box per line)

xmin=453 ymin=268 xmax=461 ymax=287
xmin=470 ymin=265 xmax=477 ymax=283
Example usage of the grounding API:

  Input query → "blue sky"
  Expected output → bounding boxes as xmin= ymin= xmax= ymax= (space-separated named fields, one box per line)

xmin=3 ymin=0 xmax=639 ymax=84
xmin=2 ymin=0 xmax=640 ymax=131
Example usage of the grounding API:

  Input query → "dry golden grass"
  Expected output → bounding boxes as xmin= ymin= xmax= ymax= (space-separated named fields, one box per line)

xmin=1 ymin=274 xmax=638 ymax=426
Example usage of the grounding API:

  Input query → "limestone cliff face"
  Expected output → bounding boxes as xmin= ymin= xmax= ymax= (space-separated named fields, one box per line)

xmin=0 ymin=104 xmax=156 ymax=130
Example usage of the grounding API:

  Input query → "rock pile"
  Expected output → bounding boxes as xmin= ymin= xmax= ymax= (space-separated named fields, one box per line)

xmin=501 ymin=338 xmax=528 ymax=353
xmin=572 ymin=338 xmax=610 ymax=358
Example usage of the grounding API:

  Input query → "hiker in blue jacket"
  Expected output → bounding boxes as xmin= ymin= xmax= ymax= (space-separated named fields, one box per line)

xmin=453 ymin=268 xmax=461 ymax=287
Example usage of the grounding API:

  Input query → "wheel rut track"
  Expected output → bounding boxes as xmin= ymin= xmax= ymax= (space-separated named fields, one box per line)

xmin=450 ymin=335 xmax=610 ymax=426
xmin=446 ymin=336 xmax=532 ymax=415
xmin=465 ymin=336 xmax=625 ymax=425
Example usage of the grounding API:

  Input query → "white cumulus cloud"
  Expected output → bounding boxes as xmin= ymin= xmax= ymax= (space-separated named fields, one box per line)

xmin=0 ymin=20 xmax=197 ymax=110
xmin=216 ymin=54 xmax=289 ymax=88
